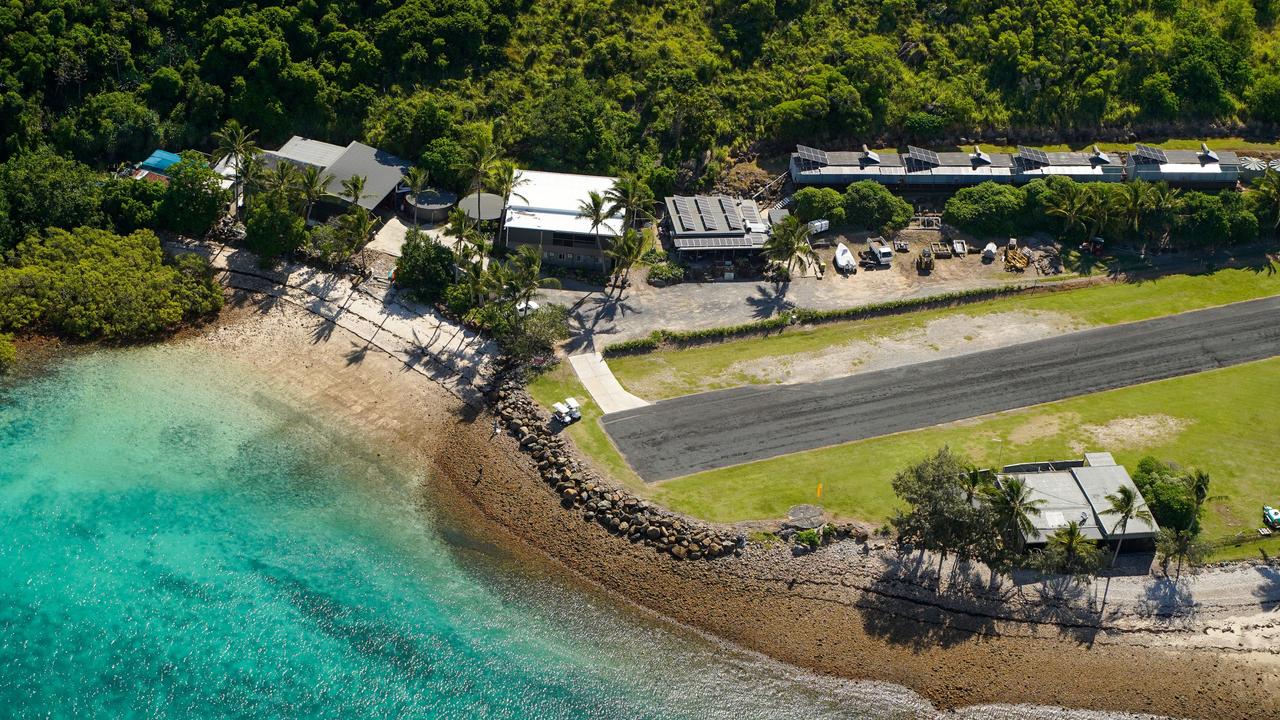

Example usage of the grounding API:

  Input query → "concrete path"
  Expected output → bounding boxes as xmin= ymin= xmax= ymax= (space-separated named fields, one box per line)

xmin=603 ymin=295 xmax=1280 ymax=481
xmin=568 ymin=352 xmax=650 ymax=413
xmin=164 ymin=237 xmax=499 ymax=406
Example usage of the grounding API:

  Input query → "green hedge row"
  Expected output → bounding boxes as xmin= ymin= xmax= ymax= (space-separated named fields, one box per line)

xmin=601 ymin=284 xmax=1032 ymax=357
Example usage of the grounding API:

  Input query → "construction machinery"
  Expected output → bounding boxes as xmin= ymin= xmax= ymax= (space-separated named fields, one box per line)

xmin=1004 ymin=243 xmax=1030 ymax=272
xmin=916 ymin=247 xmax=935 ymax=274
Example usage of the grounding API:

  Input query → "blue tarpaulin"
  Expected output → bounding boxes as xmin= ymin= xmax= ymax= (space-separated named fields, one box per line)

xmin=139 ymin=149 xmax=182 ymax=173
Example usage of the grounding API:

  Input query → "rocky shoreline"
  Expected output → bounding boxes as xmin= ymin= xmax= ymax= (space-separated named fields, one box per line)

xmin=190 ymin=290 xmax=1280 ymax=719
xmin=494 ymin=381 xmax=744 ymax=561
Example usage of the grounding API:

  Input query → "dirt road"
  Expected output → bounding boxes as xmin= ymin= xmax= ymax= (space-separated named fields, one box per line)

xmin=603 ymin=295 xmax=1280 ymax=481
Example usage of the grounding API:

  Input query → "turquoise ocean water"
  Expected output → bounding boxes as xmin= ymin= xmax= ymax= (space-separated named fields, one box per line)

xmin=0 ymin=346 xmax=947 ymax=719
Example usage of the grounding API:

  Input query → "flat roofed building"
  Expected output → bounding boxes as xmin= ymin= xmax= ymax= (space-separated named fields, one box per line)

xmin=504 ymin=170 xmax=623 ymax=269
xmin=1125 ymin=144 xmax=1240 ymax=186
xmin=999 ymin=452 xmax=1159 ymax=547
xmin=664 ymin=195 xmax=769 ymax=253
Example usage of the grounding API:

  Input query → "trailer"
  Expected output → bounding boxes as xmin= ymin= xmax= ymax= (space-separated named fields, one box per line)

xmin=930 ymin=241 xmax=953 ymax=258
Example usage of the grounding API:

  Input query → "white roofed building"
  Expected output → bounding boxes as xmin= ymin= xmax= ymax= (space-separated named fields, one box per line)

xmin=502 ymin=169 xmax=622 ymax=270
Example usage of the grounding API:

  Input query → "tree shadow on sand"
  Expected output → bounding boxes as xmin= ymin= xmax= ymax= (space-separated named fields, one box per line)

xmin=858 ymin=553 xmax=1001 ymax=652
xmin=1255 ymin=562 xmax=1280 ymax=611
xmin=1133 ymin=576 xmax=1198 ymax=623
xmin=562 ymin=292 xmax=638 ymax=354
xmin=745 ymin=283 xmax=793 ymax=320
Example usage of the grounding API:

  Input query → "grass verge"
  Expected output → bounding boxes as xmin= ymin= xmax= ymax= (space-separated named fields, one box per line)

xmin=526 ymin=362 xmax=645 ymax=492
xmin=610 ymin=263 xmax=1280 ymax=401
xmin=650 ymin=357 xmax=1280 ymax=562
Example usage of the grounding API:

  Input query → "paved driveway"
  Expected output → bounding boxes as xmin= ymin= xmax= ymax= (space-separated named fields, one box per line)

xmin=601 ymin=296 xmax=1280 ymax=481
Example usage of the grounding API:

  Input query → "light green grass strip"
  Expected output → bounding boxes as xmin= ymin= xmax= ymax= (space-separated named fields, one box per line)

xmin=651 ymin=357 xmax=1280 ymax=561
xmin=610 ymin=264 xmax=1280 ymax=401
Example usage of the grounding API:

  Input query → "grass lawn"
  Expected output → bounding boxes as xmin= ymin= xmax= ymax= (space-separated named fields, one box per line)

xmin=651 ymin=357 xmax=1280 ymax=562
xmin=526 ymin=362 xmax=645 ymax=492
xmin=610 ymin=263 xmax=1280 ymax=401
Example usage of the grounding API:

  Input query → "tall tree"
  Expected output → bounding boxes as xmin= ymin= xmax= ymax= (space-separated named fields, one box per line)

xmin=493 ymin=245 xmax=562 ymax=321
xmin=486 ymin=160 xmax=528 ymax=242
xmin=340 ymin=174 xmax=368 ymax=207
xmin=297 ymin=166 xmax=334 ymax=224
xmin=211 ymin=120 xmax=260 ymax=216
xmin=1147 ymin=183 xmax=1182 ymax=248
xmin=981 ymin=477 xmax=1045 ymax=553
xmin=1251 ymin=169 xmax=1280 ymax=231
xmin=403 ymin=166 xmax=431 ymax=227
xmin=604 ymin=228 xmax=647 ymax=290
xmin=1117 ymin=180 xmax=1155 ymax=238
xmin=1040 ymin=521 xmax=1103 ymax=579
xmin=1045 ymin=182 xmax=1093 ymax=240
xmin=1101 ymin=485 xmax=1154 ymax=567
xmin=575 ymin=190 xmax=618 ymax=271
xmin=762 ymin=214 xmax=817 ymax=279
xmin=457 ymin=132 xmax=503 ymax=231
xmin=605 ymin=175 xmax=655 ymax=230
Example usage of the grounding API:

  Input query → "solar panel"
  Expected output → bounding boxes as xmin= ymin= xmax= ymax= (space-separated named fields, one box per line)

xmin=906 ymin=145 xmax=940 ymax=166
xmin=674 ymin=197 xmax=696 ymax=232
xmin=795 ymin=145 xmax=829 ymax=166
xmin=1133 ymin=144 xmax=1167 ymax=164
xmin=695 ymin=196 xmax=721 ymax=231
xmin=721 ymin=197 xmax=744 ymax=231
xmin=1018 ymin=146 xmax=1050 ymax=166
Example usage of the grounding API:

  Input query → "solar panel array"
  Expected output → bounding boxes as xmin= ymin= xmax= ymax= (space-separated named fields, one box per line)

xmin=1133 ymin=144 xmax=1168 ymax=164
xmin=673 ymin=197 xmax=696 ymax=232
xmin=795 ymin=145 xmax=829 ymax=165
xmin=721 ymin=197 xmax=744 ymax=231
xmin=1018 ymin=146 xmax=1051 ymax=166
xmin=906 ymin=146 xmax=940 ymax=166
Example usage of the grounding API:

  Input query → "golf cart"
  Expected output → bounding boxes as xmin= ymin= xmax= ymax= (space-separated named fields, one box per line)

xmin=1264 ymin=505 xmax=1280 ymax=530
xmin=564 ymin=397 xmax=582 ymax=421
xmin=552 ymin=397 xmax=583 ymax=425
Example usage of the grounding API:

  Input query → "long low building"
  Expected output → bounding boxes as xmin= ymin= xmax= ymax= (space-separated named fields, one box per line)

xmin=790 ymin=143 xmax=1237 ymax=188
xmin=999 ymin=452 xmax=1159 ymax=548
xmin=503 ymin=169 xmax=623 ymax=270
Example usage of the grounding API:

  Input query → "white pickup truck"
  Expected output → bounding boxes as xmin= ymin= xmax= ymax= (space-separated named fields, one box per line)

xmin=864 ymin=238 xmax=894 ymax=267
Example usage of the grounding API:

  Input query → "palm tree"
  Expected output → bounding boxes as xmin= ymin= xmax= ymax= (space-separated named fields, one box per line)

xmin=604 ymin=228 xmax=647 ymax=290
xmin=403 ymin=166 xmax=431 ymax=227
xmin=762 ymin=215 xmax=818 ymax=278
xmin=493 ymin=245 xmax=562 ymax=321
xmin=339 ymin=207 xmax=376 ymax=275
xmin=605 ymin=175 xmax=656 ymax=230
xmin=456 ymin=132 xmax=503 ymax=229
xmin=340 ymin=174 xmax=368 ymax=207
xmin=265 ymin=161 xmax=299 ymax=199
xmin=1147 ymin=182 xmax=1182 ymax=249
xmin=959 ymin=467 xmax=991 ymax=505
xmin=1116 ymin=180 xmax=1154 ymax=238
xmin=297 ymin=166 xmax=334 ymax=224
xmin=1251 ymin=169 xmax=1280 ymax=231
xmin=576 ymin=190 xmax=619 ymax=272
xmin=486 ymin=160 xmax=528 ymax=244
xmin=1045 ymin=520 xmax=1100 ymax=576
xmin=211 ymin=120 xmax=260 ymax=215
xmin=1045 ymin=182 xmax=1093 ymax=240
xmin=1101 ymin=485 xmax=1153 ymax=566
xmin=980 ymin=477 xmax=1045 ymax=553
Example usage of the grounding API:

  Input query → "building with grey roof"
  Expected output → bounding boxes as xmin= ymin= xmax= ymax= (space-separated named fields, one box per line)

xmin=664 ymin=195 xmax=770 ymax=254
xmin=262 ymin=136 xmax=410 ymax=211
xmin=1125 ymin=143 xmax=1240 ymax=186
xmin=998 ymin=452 xmax=1158 ymax=548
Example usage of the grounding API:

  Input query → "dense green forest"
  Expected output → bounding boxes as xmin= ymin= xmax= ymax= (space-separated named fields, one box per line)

xmin=2 ymin=0 xmax=1279 ymax=188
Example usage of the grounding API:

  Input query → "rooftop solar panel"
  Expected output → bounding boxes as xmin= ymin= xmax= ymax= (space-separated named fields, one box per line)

xmin=1134 ymin=144 xmax=1168 ymax=164
xmin=795 ymin=145 xmax=830 ymax=165
xmin=906 ymin=146 xmax=940 ymax=166
xmin=1018 ymin=146 xmax=1051 ymax=166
